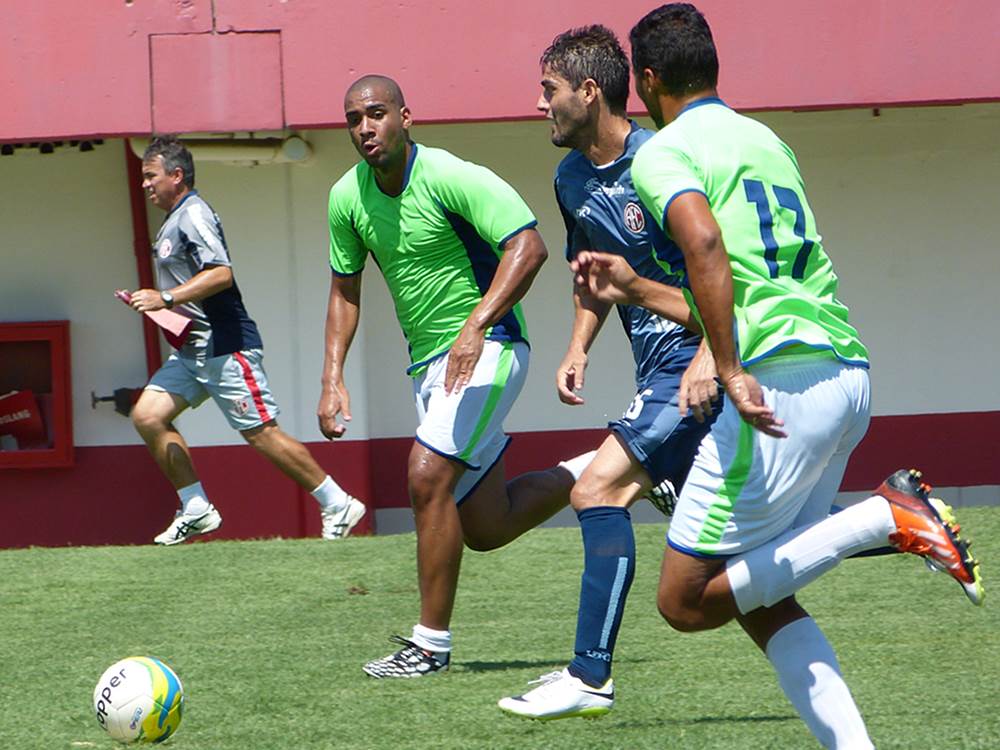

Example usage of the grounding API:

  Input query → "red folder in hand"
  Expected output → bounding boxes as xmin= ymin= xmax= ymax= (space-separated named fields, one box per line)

xmin=115 ymin=290 xmax=193 ymax=349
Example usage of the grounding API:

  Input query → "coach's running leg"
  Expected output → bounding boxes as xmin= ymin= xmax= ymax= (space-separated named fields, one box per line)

xmin=241 ymin=421 xmax=365 ymax=539
xmin=133 ymin=389 xmax=222 ymax=545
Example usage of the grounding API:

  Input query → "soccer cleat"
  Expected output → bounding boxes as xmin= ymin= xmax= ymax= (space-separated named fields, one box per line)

xmin=645 ymin=478 xmax=677 ymax=517
xmin=498 ymin=669 xmax=614 ymax=720
xmin=362 ymin=635 xmax=450 ymax=679
xmin=321 ymin=496 xmax=367 ymax=540
xmin=876 ymin=469 xmax=984 ymax=605
xmin=153 ymin=506 xmax=223 ymax=546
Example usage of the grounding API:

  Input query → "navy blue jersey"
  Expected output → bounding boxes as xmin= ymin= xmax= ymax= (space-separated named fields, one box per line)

xmin=555 ymin=123 xmax=699 ymax=387
xmin=153 ymin=191 xmax=262 ymax=358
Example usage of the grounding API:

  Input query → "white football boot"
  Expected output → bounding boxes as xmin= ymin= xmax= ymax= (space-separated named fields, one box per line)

xmin=153 ymin=506 xmax=223 ymax=546
xmin=321 ymin=496 xmax=367 ymax=540
xmin=498 ymin=669 xmax=614 ymax=720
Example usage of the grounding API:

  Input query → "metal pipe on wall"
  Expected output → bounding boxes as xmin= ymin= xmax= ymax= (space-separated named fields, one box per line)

xmin=123 ymin=141 xmax=162 ymax=379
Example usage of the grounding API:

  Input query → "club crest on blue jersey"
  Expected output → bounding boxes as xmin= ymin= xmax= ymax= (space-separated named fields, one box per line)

xmin=157 ymin=238 xmax=173 ymax=258
xmin=623 ymin=202 xmax=645 ymax=234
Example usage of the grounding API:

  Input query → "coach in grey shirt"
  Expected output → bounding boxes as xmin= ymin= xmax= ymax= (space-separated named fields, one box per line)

xmin=125 ymin=135 xmax=366 ymax=545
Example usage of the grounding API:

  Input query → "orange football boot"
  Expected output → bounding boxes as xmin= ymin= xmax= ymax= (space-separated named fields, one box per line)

xmin=876 ymin=469 xmax=984 ymax=605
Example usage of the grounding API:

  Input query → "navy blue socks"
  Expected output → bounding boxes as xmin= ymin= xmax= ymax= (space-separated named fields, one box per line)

xmin=567 ymin=506 xmax=635 ymax=687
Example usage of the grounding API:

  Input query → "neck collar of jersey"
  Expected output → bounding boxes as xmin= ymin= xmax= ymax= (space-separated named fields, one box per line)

xmin=166 ymin=188 xmax=197 ymax=217
xmin=594 ymin=120 xmax=642 ymax=169
xmin=677 ymin=96 xmax=728 ymax=119
xmin=375 ymin=142 xmax=418 ymax=197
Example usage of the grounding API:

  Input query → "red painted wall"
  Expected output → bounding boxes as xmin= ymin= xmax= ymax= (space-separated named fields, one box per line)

xmin=2 ymin=412 xmax=998 ymax=548
xmin=4 ymin=1 xmax=1000 ymax=141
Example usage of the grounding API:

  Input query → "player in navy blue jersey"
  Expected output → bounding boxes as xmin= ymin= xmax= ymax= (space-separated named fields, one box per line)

xmin=498 ymin=26 xmax=720 ymax=720
xmin=127 ymin=136 xmax=366 ymax=545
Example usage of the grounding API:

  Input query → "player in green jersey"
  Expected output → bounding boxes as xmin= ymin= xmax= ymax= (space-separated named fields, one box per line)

xmin=320 ymin=75 xmax=598 ymax=678
xmin=571 ymin=5 xmax=982 ymax=747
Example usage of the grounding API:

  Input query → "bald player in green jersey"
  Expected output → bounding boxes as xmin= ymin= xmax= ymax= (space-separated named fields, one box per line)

xmin=572 ymin=5 xmax=982 ymax=747
xmin=320 ymin=75 xmax=596 ymax=679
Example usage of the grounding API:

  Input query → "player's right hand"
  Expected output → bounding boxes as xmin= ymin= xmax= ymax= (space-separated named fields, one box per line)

xmin=556 ymin=349 xmax=587 ymax=405
xmin=721 ymin=370 xmax=787 ymax=438
xmin=317 ymin=382 xmax=351 ymax=440
xmin=571 ymin=251 xmax=638 ymax=305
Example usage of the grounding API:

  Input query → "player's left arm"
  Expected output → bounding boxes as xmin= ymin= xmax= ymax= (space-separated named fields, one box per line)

xmin=446 ymin=227 xmax=547 ymax=393
xmin=667 ymin=193 xmax=784 ymax=436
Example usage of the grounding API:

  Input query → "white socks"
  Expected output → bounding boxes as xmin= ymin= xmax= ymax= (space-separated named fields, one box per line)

xmin=727 ymin=496 xmax=896 ymax=614
xmin=767 ymin=618 xmax=873 ymax=750
xmin=311 ymin=475 xmax=349 ymax=513
xmin=558 ymin=450 xmax=598 ymax=481
xmin=177 ymin=482 xmax=211 ymax=516
xmin=412 ymin=623 xmax=451 ymax=654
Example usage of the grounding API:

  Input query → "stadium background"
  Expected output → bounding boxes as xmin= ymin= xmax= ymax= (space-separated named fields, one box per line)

xmin=1 ymin=0 xmax=998 ymax=546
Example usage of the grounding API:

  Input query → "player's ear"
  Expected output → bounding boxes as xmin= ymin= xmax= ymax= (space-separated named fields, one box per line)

xmin=400 ymin=106 xmax=413 ymax=129
xmin=638 ymin=67 xmax=660 ymax=96
xmin=581 ymin=78 xmax=600 ymax=107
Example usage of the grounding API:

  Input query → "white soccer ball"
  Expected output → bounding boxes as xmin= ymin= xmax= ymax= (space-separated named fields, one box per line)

xmin=93 ymin=657 xmax=184 ymax=744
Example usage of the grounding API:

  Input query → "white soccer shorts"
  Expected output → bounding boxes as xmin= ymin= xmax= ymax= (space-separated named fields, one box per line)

xmin=413 ymin=340 xmax=528 ymax=503
xmin=668 ymin=351 xmax=871 ymax=556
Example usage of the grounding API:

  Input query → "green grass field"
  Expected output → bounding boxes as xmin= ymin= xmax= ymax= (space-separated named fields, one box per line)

xmin=2 ymin=508 xmax=997 ymax=749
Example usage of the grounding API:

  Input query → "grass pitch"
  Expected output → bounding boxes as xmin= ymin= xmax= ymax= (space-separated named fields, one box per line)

xmin=2 ymin=508 xmax=998 ymax=749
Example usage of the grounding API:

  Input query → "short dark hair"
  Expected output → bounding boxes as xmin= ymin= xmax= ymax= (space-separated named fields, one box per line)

xmin=346 ymin=74 xmax=407 ymax=108
xmin=541 ymin=25 xmax=630 ymax=114
xmin=143 ymin=135 xmax=195 ymax=188
xmin=629 ymin=4 xmax=718 ymax=97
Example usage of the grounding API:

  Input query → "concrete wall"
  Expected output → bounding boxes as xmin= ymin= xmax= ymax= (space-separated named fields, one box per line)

xmin=2 ymin=103 xmax=999 ymax=543
xmin=5 ymin=1 xmax=1000 ymax=140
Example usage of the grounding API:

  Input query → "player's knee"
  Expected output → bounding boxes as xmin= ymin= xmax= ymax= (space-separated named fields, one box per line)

xmin=130 ymin=402 xmax=165 ymax=437
xmin=657 ymin=591 xmax=707 ymax=633
xmin=407 ymin=470 xmax=448 ymax=510
xmin=241 ymin=421 xmax=279 ymax=450
xmin=569 ymin=476 xmax=606 ymax=511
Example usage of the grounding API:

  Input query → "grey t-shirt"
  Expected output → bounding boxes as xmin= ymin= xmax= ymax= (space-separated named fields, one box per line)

xmin=152 ymin=191 xmax=262 ymax=357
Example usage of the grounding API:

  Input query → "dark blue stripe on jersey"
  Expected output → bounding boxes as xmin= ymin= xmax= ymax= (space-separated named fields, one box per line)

xmin=200 ymin=277 xmax=262 ymax=357
xmin=497 ymin=220 xmax=538 ymax=251
xmin=439 ymin=206 xmax=524 ymax=344
xmin=676 ymin=96 xmax=728 ymax=118
xmin=329 ymin=266 xmax=363 ymax=278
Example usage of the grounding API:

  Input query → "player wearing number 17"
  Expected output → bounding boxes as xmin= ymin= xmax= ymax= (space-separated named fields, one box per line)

xmin=572 ymin=5 xmax=983 ymax=748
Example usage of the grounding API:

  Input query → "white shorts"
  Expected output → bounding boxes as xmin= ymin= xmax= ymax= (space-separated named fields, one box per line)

xmin=668 ymin=352 xmax=871 ymax=556
xmin=146 ymin=348 xmax=279 ymax=431
xmin=414 ymin=340 xmax=528 ymax=503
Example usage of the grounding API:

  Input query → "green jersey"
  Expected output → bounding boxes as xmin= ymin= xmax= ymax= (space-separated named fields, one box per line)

xmin=632 ymin=98 xmax=868 ymax=367
xmin=328 ymin=144 xmax=536 ymax=375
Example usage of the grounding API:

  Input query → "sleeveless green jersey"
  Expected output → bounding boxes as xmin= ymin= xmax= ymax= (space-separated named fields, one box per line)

xmin=328 ymin=144 xmax=536 ymax=375
xmin=632 ymin=99 xmax=868 ymax=367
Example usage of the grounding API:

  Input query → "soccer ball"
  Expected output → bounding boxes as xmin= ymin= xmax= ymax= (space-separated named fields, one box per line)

xmin=93 ymin=657 xmax=184 ymax=744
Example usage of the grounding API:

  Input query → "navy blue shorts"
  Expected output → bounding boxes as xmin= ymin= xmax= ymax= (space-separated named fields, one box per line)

xmin=608 ymin=352 xmax=719 ymax=489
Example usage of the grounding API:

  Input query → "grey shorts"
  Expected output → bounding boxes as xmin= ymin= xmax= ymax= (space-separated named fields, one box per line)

xmin=146 ymin=348 xmax=280 ymax=431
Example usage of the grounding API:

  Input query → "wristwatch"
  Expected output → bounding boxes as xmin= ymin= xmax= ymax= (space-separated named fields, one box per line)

xmin=160 ymin=290 xmax=175 ymax=309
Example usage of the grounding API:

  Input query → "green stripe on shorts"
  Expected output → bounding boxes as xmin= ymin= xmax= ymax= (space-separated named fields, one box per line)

xmin=695 ymin=419 xmax=755 ymax=551
xmin=459 ymin=343 xmax=515 ymax=463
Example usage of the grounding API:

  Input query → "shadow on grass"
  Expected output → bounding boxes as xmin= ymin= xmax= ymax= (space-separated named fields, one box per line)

xmin=615 ymin=713 xmax=798 ymax=729
xmin=458 ymin=659 xmax=567 ymax=673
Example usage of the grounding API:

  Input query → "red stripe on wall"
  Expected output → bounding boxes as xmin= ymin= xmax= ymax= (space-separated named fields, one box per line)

xmin=1 ymin=411 xmax=997 ymax=548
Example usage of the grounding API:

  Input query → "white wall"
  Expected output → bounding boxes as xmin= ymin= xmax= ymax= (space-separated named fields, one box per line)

xmin=2 ymin=102 xmax=998 ymax=449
